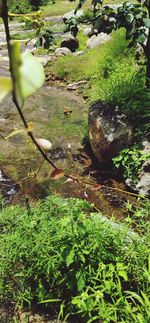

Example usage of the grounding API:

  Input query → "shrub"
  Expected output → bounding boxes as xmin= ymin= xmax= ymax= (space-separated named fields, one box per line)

xmin=0 ymin=196 xmax=149 ymax=321
xmin=113 ymin=144 xmax=150 ymax=186
xmin=8 ymin=0 xmax=32 ymax=14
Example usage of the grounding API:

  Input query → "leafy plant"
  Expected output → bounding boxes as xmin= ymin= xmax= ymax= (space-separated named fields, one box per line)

xmin=125 ymin=198 xmax=150 ymax=235
xmin=64 ymin=17 xmax=79 ymax=38
xmin=113 ymin=145 xmax=150 ymax=185
xmin=8 ymin=0 xmax=32 ymax=14
xmin=0 ymin=196 xmax=149 ymax=321
xmin=35 ymin=26 xmax=54 ymax=49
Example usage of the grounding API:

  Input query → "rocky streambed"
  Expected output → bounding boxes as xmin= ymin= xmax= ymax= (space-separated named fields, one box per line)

xmin=0 ymin=82 xmax=136 ymax=218
xmin=0 ymin=16 xmax=137 ymax=218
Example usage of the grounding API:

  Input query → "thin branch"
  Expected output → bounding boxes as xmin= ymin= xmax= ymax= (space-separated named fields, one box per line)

xmin=2 ymin=0 xmax=57 ymax=171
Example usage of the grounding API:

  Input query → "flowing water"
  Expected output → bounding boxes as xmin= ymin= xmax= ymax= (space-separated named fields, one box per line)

xmin=0 ymin=20 xmax=135 ymax=217
xmin=0 ymin=83 xmax=135 ymax=217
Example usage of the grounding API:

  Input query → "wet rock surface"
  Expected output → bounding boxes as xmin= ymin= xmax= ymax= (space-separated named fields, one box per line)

xmin=89 ymin=101 xmax=133 ymax=163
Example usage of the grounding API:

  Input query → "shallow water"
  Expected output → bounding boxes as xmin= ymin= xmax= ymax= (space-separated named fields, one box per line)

xmin=0 ymin=83 xmax=135 ymax=217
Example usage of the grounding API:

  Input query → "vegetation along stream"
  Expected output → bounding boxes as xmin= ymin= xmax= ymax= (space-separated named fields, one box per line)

xmin=0 ymin=1 xmax=149 ymax=322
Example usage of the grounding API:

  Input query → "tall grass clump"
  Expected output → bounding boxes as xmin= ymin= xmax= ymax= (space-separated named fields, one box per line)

xmin=0 ymin=196 xmax=149 ymax=322
xmin=92 ymin=29 xmax=150 ymax=120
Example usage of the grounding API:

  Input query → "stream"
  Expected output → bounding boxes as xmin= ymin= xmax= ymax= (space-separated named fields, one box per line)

xmin=0 ymin=19 xmax=135 ymax=218
xmin=0 ymin=83 xmax=135 ymax=218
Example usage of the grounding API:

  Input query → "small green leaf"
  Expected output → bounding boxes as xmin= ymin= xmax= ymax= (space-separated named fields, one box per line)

xmin=126 ymin=13 xmax=134 ymax=23
xmin=76 ymin=272 xmax=85 ymax=291
xmin=0 ymin=77 xmax=13 ymax=102
xmin=10 ymin=41 xmax=45 ymax=106
xmin=118 ymin=270 xmax=128 ymax=281
xmin=38 ymin=299 xmax=61 ymax=304
xmin=5 ymin=127 xmax=24 ymax=140
xmin=66 ymin=249 xmax=75 ymax=267
xmin=20 ymin=51 xmax=45 ymax=100
xmin=144 ymin=18 xmax=150 ymax=28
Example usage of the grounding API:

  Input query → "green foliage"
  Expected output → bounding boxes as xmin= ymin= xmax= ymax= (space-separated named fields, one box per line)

xmin=30 ymin=0 xmax=50 ymax=9
xmin=125 ymin=199 xmax=150 ymax=235
xmin=8 ymin=41 xmax=45 ymax=107
xmin=8 ymin=0 xmax=32 ymax=14
xmin=0 ymin=196 xmax=149 ymax=321
xmin=76 ymin=0 xmax=150 ymax=86
xmin=0 ymin=76 xmax=12 ymax=102
xmin=76 ymin=0 xmax=149 ymax=47
xmin=113 ymin=145 xmax=150 ymax=185
xmin=35 ymin=26 xmax=54 ymax=48
xmin=64 ymin=17 xmax=79 ymax=38
xmin=8 ymin=0 xmax=50 ymax=13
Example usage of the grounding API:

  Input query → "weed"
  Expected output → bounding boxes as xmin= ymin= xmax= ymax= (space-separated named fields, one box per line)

xmin=113 ymin=145 xmax=150 ymax=186
xmin=0 ymin=196 xmax=149 ymax=321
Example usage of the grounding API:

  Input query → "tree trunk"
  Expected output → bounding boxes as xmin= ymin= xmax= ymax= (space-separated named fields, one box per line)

xmin=146 ymin=58 xmax=150 ymax=88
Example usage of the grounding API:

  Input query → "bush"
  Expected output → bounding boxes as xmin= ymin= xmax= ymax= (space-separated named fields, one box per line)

xmin=8 ymin=0 xmax=50 ymax=13
xmin=8 ymin=0 xmax=32 ymax=14
xmin=113 ymin=144 xmax=150 ymax=186
xmin=0 ymin=196 xmax=149 ymax=322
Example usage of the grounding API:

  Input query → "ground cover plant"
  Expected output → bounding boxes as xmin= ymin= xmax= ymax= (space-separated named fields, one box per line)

xmin=0 ymin=196 xmax=149 ymax=322
xmin=0 ymin=1 xmax=150 ymax=321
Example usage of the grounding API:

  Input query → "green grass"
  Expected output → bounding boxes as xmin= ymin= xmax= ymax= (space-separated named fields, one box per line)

xmin=41 ymin=0 xmax=91 ymax=17
xmin=41 ymin=0 xmax=126 ymax=17
xmin=11 ymin=30 xmax=36 ymax=40
xmin=46 ymin=29 xmax=132 ymax=85
xmin=0 ymin=196 xmax=149 ymax=322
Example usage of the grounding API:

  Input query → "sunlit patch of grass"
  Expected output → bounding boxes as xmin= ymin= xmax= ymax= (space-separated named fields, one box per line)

xmin=41 ymin=0 xmax=91 ymax=17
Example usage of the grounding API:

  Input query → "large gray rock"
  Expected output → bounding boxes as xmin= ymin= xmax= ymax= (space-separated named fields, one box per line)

xmin=61 ymin=36 xmax=79 ymax=52
xmin=88 ymin=101 xmax=133 ymax=163
xmin=87 ymin=33 xmax=111 ymax=49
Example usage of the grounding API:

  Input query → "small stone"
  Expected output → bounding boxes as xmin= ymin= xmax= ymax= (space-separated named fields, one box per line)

xmin=84 ymin=27 xmax=92 ymax=37
xmin=67 ymin=80 xmax=87 ymax=90
xmin=87 ymin=33 xmax=111 ymax=49
xmin=55 ymin=47 xmax=71 ymax=56
xmin=63 ymin=9 xmax=83 ymax=22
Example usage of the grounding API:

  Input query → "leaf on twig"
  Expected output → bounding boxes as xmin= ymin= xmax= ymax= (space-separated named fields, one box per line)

xmin=5 ymin=127 xmax=24 ymax=140
xmin=20 ymin=51 xmax=45 ymax=100
xmin=0 ymin=77 xmax=12 ymax=102
xmin=50 ymin=169 xmax=65 ymax=180
xmin=10 ymin=41 xmax=45 ymax=105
